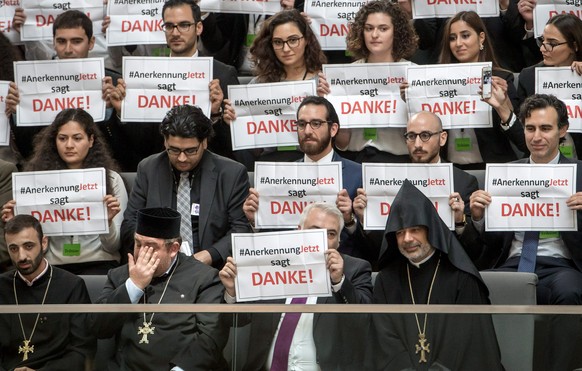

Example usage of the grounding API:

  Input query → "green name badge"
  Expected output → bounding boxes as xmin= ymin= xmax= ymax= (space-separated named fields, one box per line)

xmin=539 ymin=231 xmax=560 ymax=239
xmin=63 ymin=243 xmax=81 ymax=256
xmin=455 ymin=137 xmax=472 ymax=152
xmin=364 ymin=128 xmax=377 ymax=140
xmin=245 ymin=34 xmax=256 ymax=47
xmin=559 ymin=145 xmax=573 ymax=158
xmin=277 ymin=146 xmax=296 ymax=152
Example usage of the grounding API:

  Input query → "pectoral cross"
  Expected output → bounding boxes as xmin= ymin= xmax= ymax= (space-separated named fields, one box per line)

xmin=415 ymin=333 xmax=430 ymax=363
xmin=18 ymin=339 xmax=34 ymax=361
xmin=138 ymin=321 xmax=155 ymax=344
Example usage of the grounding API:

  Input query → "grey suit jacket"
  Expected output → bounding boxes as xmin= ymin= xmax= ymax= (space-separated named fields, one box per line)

xmin=120 ymin=150 xmax=250 ymax=267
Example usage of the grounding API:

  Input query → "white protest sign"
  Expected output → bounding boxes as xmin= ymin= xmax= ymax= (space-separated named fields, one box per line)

xmin=535 ymin=67 xmax=582 ymax=132
xmin=122 ymin=57 xmax=212 ymax=122
xmin=232 ymin=229 xmax=332 ymax=302
xmin=363 ymin=163 xmax=454 ymax=230
xmin=485 ymin=164 xmax=577 ymax=231
xmin=199 ymin=0 xmax=281 ymax=14
xmin=533 ymin=0 xmax=582 ymax=38
xmin=20 ymin=0 xmax=103 ymax=41
xmin=304 ymin=0 xmax=369 ymax=50
xmin=412 ymin=0 xmax=499 ymax=19
xmin=13 ymin=168 xmax=109 ymax=236
xmin=0 ymin=82 xmax=10 ymax=146
xmin=323 ymin=62 xmax=409 ymax=128
xmin=406 ymin=62 xmax=492 ymax=129
xmin=255 ymin=162 xmax=342 ymax=229
xmin=106 ymin=0 xmax=165 ymax=46
xmin=0 ymin=0 xmax=21 ymax=44
xmin=229 ymin=80 xmax=316 ymax=150
xmin=14 ymin=59 xmax=105 ymax=126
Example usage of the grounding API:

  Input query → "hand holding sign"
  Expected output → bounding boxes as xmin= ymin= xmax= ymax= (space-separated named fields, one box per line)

xmin=243 ymin=188 xmax=259 ymax=227
xmin=325 ymin=249 xmax=343 ymax=285
xmin=353 ymin=188 xmax=367 ymax=225
xmin=469 ymin=190 xmax=491 ymax=222
xmin=1 ymin=199 xmax=16 ymax=222
xmin=219 ymin=256 xmax=237 ymax=298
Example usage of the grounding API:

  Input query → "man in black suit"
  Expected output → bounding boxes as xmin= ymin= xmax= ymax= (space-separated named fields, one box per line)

xmin=120 ymin=105 xmax=250 ymax=269
xmin=353 ymin=111 xmax=479 ymax=266
xmin=219 ymin=202 xmax=372 ymax=370
xmin=464 ymin=94 xmax=582 ymax=370
xmin=108 ymin=0 xmax=240 ymax=167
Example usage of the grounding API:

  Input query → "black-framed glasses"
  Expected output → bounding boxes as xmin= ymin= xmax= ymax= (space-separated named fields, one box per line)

xmin=536 ymin=36 xmax=569 ymax=52
xmin=403 ymin=131 xmax=442 ymax=142
xmin=162 ymin=22 xmax=197 ymax=33
xmin=272 ymin=36 xmax=304 ymax=50
xmin=296 ymin=119 xmax=331 ymax=130
xmin=166 ymin=145 xmax=200 ymax=156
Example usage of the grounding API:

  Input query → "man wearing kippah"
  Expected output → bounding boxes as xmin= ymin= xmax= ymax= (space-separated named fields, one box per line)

xmin=91 ymin=207 xmax=227 ymax=370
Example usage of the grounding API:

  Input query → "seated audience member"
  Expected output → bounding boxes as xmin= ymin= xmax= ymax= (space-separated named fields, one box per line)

xmin=91 ymin=207 xmax=227 ymax=370
xmin=220 ymin=202 xmax=373 ymax=370
xmin=318 ymin=0 xmax=418 ymax=164
xmin=0 ymin=214 xmax=95 ymax=370
xmin=108 ymin=0 xmax=239 ymax=166
xmin=463 ymin=94 xmax=582 ymax=370
xmin=241 ymin=96 xmax=364 ymax=257
xmin=518 ymin=14 xmax=582 ymax=159
xmin=5 ymin=10 xmax=127 ymax=168
xmin=120 ymin=105 xmax=250 ymax=268
xmin=241 ymin=9 xmax=327 ymax=165
xmin=370 ymin=180 xmax=502 ymax=370
xmin=2 ymin=108 xmax=127 ymax=275
xmin=437 ymin=11 xmax=528 ymax=169
xmin=0 ymin=159 xmax=17 ymax=273
xmin=352 ymin=111 xmax=479 ymax=266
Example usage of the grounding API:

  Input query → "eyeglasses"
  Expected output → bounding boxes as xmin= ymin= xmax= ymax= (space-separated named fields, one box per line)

xmin=403 ymin=131 xmax=442 ymax=142
xmin=166 ymin=145 xmax=201 ymax=156
xmin=296 ymin=119 xmax=331 ymax=130
xmin=536 ymin=37 xmax=568 ymax=52
xmin=161 ymin=22 xmax=197 ymax=33
xmin=272 ymin=36 xmax=304 ymax=50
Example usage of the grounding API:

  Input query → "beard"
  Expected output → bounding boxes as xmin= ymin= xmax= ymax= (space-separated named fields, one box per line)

xmin=16 ymin=251 xmax=44 ymax=276
xmin=299 ymin=131 xmax=332 ymax=157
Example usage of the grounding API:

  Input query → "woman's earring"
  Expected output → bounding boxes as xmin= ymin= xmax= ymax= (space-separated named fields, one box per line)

xmin=480 ymin=43 xmax=484 ymax=51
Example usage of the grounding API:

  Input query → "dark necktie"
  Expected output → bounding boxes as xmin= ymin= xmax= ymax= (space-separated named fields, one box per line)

xmin=518 ymin=231 xmax=539 ymax=272
xmin=177 ymin=172 xmax=193 ymax=252
xmin=270 ymin=297 xmax=308 ymax=371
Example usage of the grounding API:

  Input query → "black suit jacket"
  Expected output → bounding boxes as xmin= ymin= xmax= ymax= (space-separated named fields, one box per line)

xmin=120 ymin=150 xmax=250 ymax=267
xmin=239 ymin=254 xmax=373 ymax=371
xmin=461 ymin=155 xmax=582 ymax=271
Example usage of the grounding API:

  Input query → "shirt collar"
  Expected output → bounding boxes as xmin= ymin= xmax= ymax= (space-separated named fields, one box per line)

xmin=304 ymin=149 xmax=334 ymax=163
xmin=530 ymin=151 xmax=560 ymax=164
xmin=408 ymin=250 xmax=436 ymax=269
xmin=17 ymin=258 xmax=50 ymax=286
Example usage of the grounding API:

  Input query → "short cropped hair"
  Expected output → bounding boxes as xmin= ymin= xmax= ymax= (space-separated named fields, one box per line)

xmin=297 ymin=96 xmax=340 ymax=128
xmin=159 ymin=105 xmax=214 ymax=140
xmin=5 ymin=215 xmax=44 ymax=243
xmin=53 ymin=10 xmax=93 ymax=39
xmin=298 ymin=202 xmax=344 ymax=232
xmin=162 ymin=0 xmax=202 ymax=23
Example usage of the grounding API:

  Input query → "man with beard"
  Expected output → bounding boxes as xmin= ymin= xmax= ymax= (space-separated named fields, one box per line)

xmin=352 ymin=111 xmax=480 ymax=266
xmin=370 ymin=180 xmax=502 ymax=370
xmin=0 ymin=215 xmax=94 ymax=370
xmin=242 ymin=96 xmax=364 ymax=258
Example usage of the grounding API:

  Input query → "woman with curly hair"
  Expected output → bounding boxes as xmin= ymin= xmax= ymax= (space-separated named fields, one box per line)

xmin=1 ymin=108 xmax=128 ymax=275
xmin=319 ymin=0 xmax=418 ymax=163
xmin=249 ymin=9 xmax=326 ymax=83
xmin=437 ymin=10 xmax=527 ymax=169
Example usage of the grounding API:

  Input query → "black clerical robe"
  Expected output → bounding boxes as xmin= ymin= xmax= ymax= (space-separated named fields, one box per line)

xmin=91 ymin=252 xmax=228 ymax=370
xmin=370 ymin=253 xmax=503 ymax=370
xmin=0 ymin=266 xmax=95 ymax=371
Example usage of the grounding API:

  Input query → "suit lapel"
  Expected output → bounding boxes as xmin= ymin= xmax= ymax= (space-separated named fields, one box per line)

xmin=199 ymin=153 xmax=217 ymax=245
xmin=159 ymin=155 xmax=175 ymax=207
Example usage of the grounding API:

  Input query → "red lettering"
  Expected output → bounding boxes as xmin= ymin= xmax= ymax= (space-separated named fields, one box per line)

xmin=500 ymin=203 xmax=558 ymax=217
xmin=121 ymin=19 xmax=163 ymax=32
xmin=567 ymin=105 xmax=582 ymax=119
xmin=340 ymin=100 xmax=396 ymax=114
xmin=251 ymin=270 xmax=310 ymax=286
xmin=320 ymin=23 xmax=350 ymax=37
xmin=270 ymin=201 xmax=312 ymax=214
xmin=380 ymin=202 xmax=391 ymax=216
xmin=137 ymin=95 xmax=195 ymax=109
xmin=246 ymin=120 xmax=296 ymax=134
xmin=32 ymin=96 xmax=88 ymax=112
xmin=420 ymin=101 xmax=474 ymax=115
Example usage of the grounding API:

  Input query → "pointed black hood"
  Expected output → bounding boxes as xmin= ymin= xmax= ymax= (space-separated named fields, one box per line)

xmin=378 ymin=180 xmax=484 ymax=286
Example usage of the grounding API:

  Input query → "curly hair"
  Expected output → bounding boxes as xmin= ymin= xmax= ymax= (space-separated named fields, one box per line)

xmin=439 ymin=11 xmax=500 ymax=68
xmin=25 ymin=109 xmax=118 ymax=194
xmin=545 ymin=13 xmax=582 ymax=62
xmin=519 ymin=94 xmax=569 ymax=130
xmin=250 ymin=10 xmax=327 ymax=83
xmin=346 ymin=0 xmax=418 ymax=61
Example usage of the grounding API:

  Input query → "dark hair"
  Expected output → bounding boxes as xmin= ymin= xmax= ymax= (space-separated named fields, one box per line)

xmin=0 ymin=32 xmax=22 ymax=81
xmin=25 ymin=108 xmax=118 ymax=194
xmin=250 ymin=10 xmax=327 ymax=83
xmin=545 ymin=14 xmax=582 ymax=62
xmin=518 ymin=94 xmax=569 ymax=130
xmin=346 ymin=0 xmax=418 ymax=61
xmin=5 ymin=214 xmax=44 ymax=242
xmin=53 ymin=10 xmax=93 ymax=39
xmin=439 ymin=11 xmax=500 ymax=68
xmin=297 ymin=96 xmax=340 ymax=128
xmin=162 ymin=0 xmax=202 ymax=23
xmin=159 ymin=105 xmax=214 ymax=141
